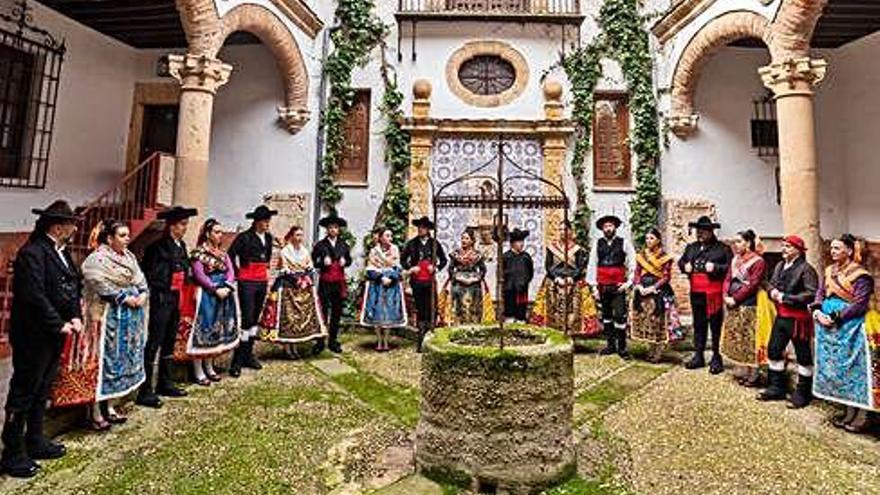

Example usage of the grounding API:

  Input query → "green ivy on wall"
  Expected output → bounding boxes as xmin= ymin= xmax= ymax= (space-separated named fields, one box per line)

xmin=319 ymin=0 xmax=387 ymax=245
xmin=549 ymin=0 xmax=662 ymax=247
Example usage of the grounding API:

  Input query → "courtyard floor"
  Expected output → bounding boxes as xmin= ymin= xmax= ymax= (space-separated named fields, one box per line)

xmin=0 ymin=333 xmax=878 ymax=495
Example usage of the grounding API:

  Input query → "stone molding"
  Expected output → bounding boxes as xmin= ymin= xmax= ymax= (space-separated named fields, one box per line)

xmin=167 ymin=53 xmax=232 ymax=94
xmin=759 ymin=57 xmax=827 ymax=97
xmin=176 ymin=0 xmax=312 ymax=134
xmin=445 ymin=40 xmax=529 ymax=108
xmin=651 ymin=0 xmax=717 ymax=44
xmin=667 ymin=113 xmax=700 ymax=138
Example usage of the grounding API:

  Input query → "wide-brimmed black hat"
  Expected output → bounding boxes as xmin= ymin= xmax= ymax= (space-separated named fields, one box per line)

xmin=245 ymin=205 xmax=278 ymax=221
xmin=509 ymin=228 xmax=530 ymax=242
xmin=31 ymin=200 xmax=78 ymax=222
xmin=318 ymin=214 xmax=347 ymax=228
xmin=158 ymin=206 xmax=198 ymax=223
xmin=411 ymin=216 xmax=435 ymax=229
xmin=595 ymin=214 xmax=622 ymax=230
xmin=688 ymin=215 xmax=720 ymax=230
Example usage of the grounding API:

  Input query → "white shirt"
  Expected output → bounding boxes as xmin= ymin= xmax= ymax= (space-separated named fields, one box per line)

xmin=46 ymin=233 xmax=69 ymax=270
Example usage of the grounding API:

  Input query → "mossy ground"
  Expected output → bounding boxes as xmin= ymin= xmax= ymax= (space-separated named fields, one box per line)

xmin=1 ymin=330 xmax=877 ymax=495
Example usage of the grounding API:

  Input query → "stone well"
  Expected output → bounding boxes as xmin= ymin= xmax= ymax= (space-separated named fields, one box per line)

xmin=415 ymin=325 xmax=575 ymax=494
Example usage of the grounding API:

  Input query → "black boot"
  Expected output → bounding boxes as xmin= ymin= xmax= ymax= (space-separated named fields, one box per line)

xmin=229 ymin=345 xmax=243 ymax=377
xmin=135 ymin=363 xmax=162 ymax=408
xmin=311 ymin=338 xmax=326 ymax=356
xmin=787 ymin=374 xmax=813 ymax=409
xmin=241 ymin=341 xmax=263 ymax=370
xmin=757 ymin=369 xmax=787 ymax=401
xmin=25 ymin=406 xmax=65 ymax=460
xmin=1 ymin=411 xmax=39 ymax=478
xmin=686 ymin=324 xmax=707 ymax=369
xmin=616 ymin=327 xmax=630 ymax=360
xmin=155 ymin=357 xmax=187 ymax=397
xmin=599 ymin=323 xmax=617 ymax=355
xmin=416 ymin=323 xmax=428 ymax=353
xmin=708 ymin=354 xmax=724 ymax=375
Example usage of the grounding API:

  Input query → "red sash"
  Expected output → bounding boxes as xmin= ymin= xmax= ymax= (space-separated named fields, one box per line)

xmin=597 ymin=266 xmax=626 ymax=286
xmin=776 ymin=303 xmax=813 ymax=341
xmin=239 ymin=262 xmax=269 ymax=282
xmin=170 ymin=271 xmax=185 ymax=293
xmin=414 ymin=259 xmax=434 ymax=283
xmin=691 ymin=273 xmax=724 ymax=317
xmin=321 ymin=262 xmax=346 ymax=284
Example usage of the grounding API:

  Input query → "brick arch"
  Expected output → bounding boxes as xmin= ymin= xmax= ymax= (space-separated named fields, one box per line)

xmin=176 ymin=0 xmax=311 ymax=133
xmin=768 ymin=0 xmax=829 ymax=60
xmin=670 ymin=11 xmax=772 ymax=122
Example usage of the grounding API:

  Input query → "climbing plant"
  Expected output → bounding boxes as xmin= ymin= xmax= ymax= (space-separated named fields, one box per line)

xmin=548 ymin=0 xmax=661 ymax=247
xmin=318 ymin=0 xmax=386 ymax=242
xmin=600 ymin=0 xmax=661 ymax=246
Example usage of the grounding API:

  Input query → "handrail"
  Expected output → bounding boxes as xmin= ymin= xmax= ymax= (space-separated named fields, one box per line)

xmin=398 ymin=0 xmax=581 ymax=15
xmin=70 ymin=152 xmax=171 ymax=254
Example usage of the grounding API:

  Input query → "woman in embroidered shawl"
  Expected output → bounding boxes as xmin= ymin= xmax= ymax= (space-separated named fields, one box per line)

xmin=259 ymin=225 xmax=326 ymax=356
xmin=630 ymin=228 xmax=683 ymax=363
xmin=531 ymin=221 xmax=598 ymax=337
xmin=178 ymin=219 xmax=239 ymax=386
xmin=719 ymin=230 xmax=774 ymax=387
xmin=444 ymin=228 xmax=488 ymax=325
xmin=813 ymin=234 xmax=878 ymax=433
xmin=360 ymin=228 xmax=407 ymax=351
xmin=53 ymin=220 xmax=148 ymax=430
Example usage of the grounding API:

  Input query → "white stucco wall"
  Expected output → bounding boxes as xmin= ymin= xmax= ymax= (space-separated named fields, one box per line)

xmin=0 ymin=2 xmax=139 ymax=231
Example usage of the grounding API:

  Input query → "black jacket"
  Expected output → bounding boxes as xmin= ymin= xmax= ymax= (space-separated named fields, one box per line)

xmin=503 ymin=250 xmax=534 ymax=292
xmin=401 ymin=237 xmax=447 ymax=271
xmin=141 ymin=235 xmax=189 ymax=294
xmin=228 ymin=228 xmax=274 ymax=270
xmin=678 ymin=238 xmax=732 ymax=282
xmin=768 ymin=256 xmax=818 ymax=310
xmin=10 ymin=234 xmax=82 ymax=338
xmin=311 ymin=237 xmax=352 ymax=275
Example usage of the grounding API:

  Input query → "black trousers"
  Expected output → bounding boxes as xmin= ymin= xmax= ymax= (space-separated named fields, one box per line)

xmin=768 ymin=317 xmax=813 ymax=367
xmin=4 ymin=332 xmax=63 ymax=442
xmin=238 ymin=281 xmax=268 ymax=330
xmin=690 ymin=293 xmax=724 ymax=355
xmin=411 ymin=282 xmax=436 ymax=327
xmin=503 ymin=289 xmax=528 ymax=321
xmin=319 ymin=282 xmax=344 ymax=344
xmin=144 ymin=290 xmax=180 ymax=387
xmin=599 ymin=286 xmax=628 ymax=341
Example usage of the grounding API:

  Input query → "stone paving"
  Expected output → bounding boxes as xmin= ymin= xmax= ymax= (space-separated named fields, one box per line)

xmin=0 ymin=332 xmax=877 ymax=495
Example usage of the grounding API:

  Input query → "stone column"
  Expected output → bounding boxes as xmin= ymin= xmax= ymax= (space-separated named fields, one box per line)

xmin=759 ymin=57 xmax=827 ymax=268
xmin=408 ymin=80 xmax=434 ymax=238
xmin=542 ymin=80 xmax=566 ymax=244
xmin=168 ymin=53 xmax=232 ymax=242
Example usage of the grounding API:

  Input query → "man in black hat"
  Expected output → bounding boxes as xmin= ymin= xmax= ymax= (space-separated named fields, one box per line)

xmin=678 ymin=216 xmax=732 ymax=374
xmin=2 ymin=200 xmax=81 ymax=477
xmin=227 ymin=205 xmax=278 ymax=376
xmin=402 ymin=216 xmax=448 ymax=351
xmin=587 ymin=214 xmax=636 ymax=359
xmin=501 ymin=228 xmax=534 ymax=323
xmin=311 ymin=214 xmax=352 ymax=354
xmin=137 ymin=206 xmax=198 ymax=408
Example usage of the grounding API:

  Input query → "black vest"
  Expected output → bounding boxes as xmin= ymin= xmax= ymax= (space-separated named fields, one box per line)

xmin=597 ymin=237 xmax=626 ymax=267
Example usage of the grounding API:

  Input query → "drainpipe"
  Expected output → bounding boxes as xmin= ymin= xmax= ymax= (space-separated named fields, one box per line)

xmin=312 ymin=25 xmax=336 ymax=243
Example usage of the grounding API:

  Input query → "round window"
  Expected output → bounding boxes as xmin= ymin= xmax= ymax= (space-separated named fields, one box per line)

xmin=457 ymin=55 xmax=516 ymax=96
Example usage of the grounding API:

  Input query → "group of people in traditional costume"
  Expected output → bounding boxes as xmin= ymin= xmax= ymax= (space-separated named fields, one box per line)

xmin=2 ymin=197 xmax=878 ymax=478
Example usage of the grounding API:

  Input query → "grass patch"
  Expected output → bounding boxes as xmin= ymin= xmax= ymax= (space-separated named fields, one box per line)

xmin=330 ymin=371 xmax=420 ymax=427
xmin=542 ymin=476 xmax=629 ymax=495
xmin=577 ymin=365 xmax=668 ymax=413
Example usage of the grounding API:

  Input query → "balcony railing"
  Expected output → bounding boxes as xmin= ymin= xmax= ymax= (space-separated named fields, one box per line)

xmin=397 ymin=0 xmax=582 ymax=17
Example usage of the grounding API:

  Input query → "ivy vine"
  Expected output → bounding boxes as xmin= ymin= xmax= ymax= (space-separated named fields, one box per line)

xmin=548 ymin=0 xmax=661 ymax=247
xmin=319 ymin=0 xmax=387 ymax=245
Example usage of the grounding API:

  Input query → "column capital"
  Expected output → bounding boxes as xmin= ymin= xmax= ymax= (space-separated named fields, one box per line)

xmin=168 ymin=53 xmax=232 ymax=94
xmin=759 ymin=57 xmax=827 ymax=97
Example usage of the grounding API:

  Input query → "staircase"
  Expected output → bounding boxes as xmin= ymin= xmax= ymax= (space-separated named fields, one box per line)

xmin=69 ymin=151 xmax=175 ymax=261
xmin=0 ymin=152 xmax=176 ymax=352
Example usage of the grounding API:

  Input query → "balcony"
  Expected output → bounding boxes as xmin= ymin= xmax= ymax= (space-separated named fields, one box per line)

xmin=396 ymin=0 xmax=584 ymax=23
